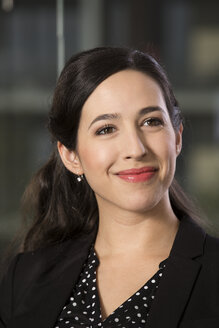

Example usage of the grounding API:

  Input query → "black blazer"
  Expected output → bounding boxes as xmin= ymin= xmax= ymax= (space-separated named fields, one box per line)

xmin=1 ymin=215 xmax=219 ymax=328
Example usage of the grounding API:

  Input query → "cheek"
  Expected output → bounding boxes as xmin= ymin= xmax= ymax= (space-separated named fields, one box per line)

xmin=161 ymin=134 xmax=178 ymax=177
xmin=149 ymin=130 xmax=175 ymax=153
xmin=149 ymin=131 xmax=177 ymax=170
xmin=78 ymin=142 xmax=116 ymax=174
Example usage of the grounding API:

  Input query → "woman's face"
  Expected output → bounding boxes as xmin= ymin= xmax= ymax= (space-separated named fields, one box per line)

xmin=62 ymin=69 xmax=182 ymax=215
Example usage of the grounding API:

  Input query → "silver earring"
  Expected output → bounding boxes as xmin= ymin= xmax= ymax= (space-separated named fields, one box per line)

xmin=77 ymin=174 xmax=83 ymax=182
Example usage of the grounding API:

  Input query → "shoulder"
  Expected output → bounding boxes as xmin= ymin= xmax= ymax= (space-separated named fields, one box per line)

xmin=205 ymin=233 xmax=219 ymax=248
xmin=12 ymin=231 xmax=94 ymax=273
xmin=4 ymin=234 xmax=92 ymax=286
xmin=0 ymin=234 xmax=93 ymax=326
xmin=0 ymin=254 xmax=21 ymax=326
xmin=204 ymin=233 xmax=219 ymax=260
xmin=196 ymin=232 xmax=219 ymax=279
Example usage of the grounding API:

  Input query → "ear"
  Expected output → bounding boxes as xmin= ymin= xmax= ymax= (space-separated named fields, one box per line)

xmin=57 ymin=141 xmax=83 ymax=175
xmin=175 ymin=123 xmax=183 ymax=156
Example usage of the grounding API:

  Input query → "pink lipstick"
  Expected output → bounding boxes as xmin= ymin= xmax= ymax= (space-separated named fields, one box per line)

xmin=116 ymin=167 xmax=158 ymax=183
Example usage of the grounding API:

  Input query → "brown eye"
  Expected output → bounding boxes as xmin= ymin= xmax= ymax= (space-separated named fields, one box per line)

xmin=143 ymin=118 xmax=163 ymax=127
xmin=96 ymin=125 xmax=116 ymax=135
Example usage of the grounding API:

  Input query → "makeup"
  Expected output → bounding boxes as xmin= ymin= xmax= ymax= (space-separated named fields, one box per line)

xmin=116 ymin=167 xmax=158 ymax=183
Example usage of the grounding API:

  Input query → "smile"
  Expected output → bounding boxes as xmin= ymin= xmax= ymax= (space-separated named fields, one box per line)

xmin=116 ymin=167 xmax=158 ymax=183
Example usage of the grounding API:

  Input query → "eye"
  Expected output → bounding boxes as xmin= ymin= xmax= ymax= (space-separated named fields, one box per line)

xmin=142 ymin=117 xmax=164 ymax=127
xmin=95 ymin=124 xmax=116 ymax=135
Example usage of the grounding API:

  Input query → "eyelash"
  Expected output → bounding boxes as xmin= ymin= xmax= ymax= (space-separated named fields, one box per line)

xmin=142 ymin=117 xmax=164 ymax=127
xmin=95 ymin=117 xmax=164 ymax=135
xmin=95 ymin=124 xmax=116 ymax=135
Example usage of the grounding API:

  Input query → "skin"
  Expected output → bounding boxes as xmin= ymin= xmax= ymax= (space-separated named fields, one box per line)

xmin=58 ymin=69 xmax=183 ymax=318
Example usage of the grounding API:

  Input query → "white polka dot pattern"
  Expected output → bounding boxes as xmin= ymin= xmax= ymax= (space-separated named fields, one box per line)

xmin=54 ymin=245 xmax=167 ymax=327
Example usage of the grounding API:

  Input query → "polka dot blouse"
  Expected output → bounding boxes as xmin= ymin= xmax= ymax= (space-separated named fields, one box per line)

xmin=54 ymin=245 xmax=167 ymax=328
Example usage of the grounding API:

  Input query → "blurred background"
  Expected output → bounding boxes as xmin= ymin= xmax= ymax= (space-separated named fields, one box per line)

xmin=0 ymin=0 xmax=219 ymax=258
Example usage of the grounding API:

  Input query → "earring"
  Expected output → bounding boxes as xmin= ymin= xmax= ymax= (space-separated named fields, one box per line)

xmin=77 ymin=174 xmax=83 ymax=182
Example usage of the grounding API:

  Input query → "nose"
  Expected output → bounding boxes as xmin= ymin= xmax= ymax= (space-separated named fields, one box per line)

xmin=121 ymin=129 xmax=147 ymax=160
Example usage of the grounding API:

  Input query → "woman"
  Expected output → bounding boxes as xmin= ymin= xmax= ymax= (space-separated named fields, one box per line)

xmin=0 ymin=47 xmax=219 ymax=328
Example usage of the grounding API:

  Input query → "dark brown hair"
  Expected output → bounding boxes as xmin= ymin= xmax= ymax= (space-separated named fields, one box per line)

xmin=21 ymin=46 xmax=205 ymax=252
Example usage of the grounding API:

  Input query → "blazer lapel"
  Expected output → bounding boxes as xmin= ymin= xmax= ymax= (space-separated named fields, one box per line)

xmin=146 ymin=256 xmax=201 ymax=327
xmin=8 ymin=233 xmax=96 ymax=328
xmin=8 ymin=216 xmax=206 ymax=328
xmin=146 ymin=216 xmax=206 ymax=328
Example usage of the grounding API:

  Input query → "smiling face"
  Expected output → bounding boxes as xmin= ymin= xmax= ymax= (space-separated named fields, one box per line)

xmin=59 ymin=69 xmax=182 ymax=216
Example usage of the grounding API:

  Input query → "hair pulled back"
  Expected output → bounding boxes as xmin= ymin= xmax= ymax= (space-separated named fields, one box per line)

xmin=21 ymin=47 xmax=202 ymax=252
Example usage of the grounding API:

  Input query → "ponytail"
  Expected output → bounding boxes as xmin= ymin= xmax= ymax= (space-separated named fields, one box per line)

xmin=21 ymin=149 xmax=98 ymax=252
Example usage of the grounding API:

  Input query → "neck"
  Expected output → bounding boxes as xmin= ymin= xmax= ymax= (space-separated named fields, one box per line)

xmin=94 ymin=197 xmax=179 ymax=259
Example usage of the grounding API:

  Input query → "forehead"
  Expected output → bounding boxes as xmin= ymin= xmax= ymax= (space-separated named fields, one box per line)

xmin=81 ymin=69 xmax=167 ymax=120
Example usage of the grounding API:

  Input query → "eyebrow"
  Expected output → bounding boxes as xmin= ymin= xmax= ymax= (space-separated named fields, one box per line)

xmin=88 ymin=106 xmax=164 ymax=129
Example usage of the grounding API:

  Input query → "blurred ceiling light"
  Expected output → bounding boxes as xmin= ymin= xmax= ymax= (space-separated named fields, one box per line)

xmin=2 ymin=0 xmax=14 ymax=12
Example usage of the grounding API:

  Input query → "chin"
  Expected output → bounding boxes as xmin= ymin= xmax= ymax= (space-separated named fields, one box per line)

xmin=119 ymin=196 xmax=161 ymax=214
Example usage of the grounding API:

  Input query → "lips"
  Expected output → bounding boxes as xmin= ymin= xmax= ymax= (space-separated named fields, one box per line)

xmin=117 ymin=167 xmax=157 ymax=175
xmin=116 ymin=166 xmax=158 ymax=183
